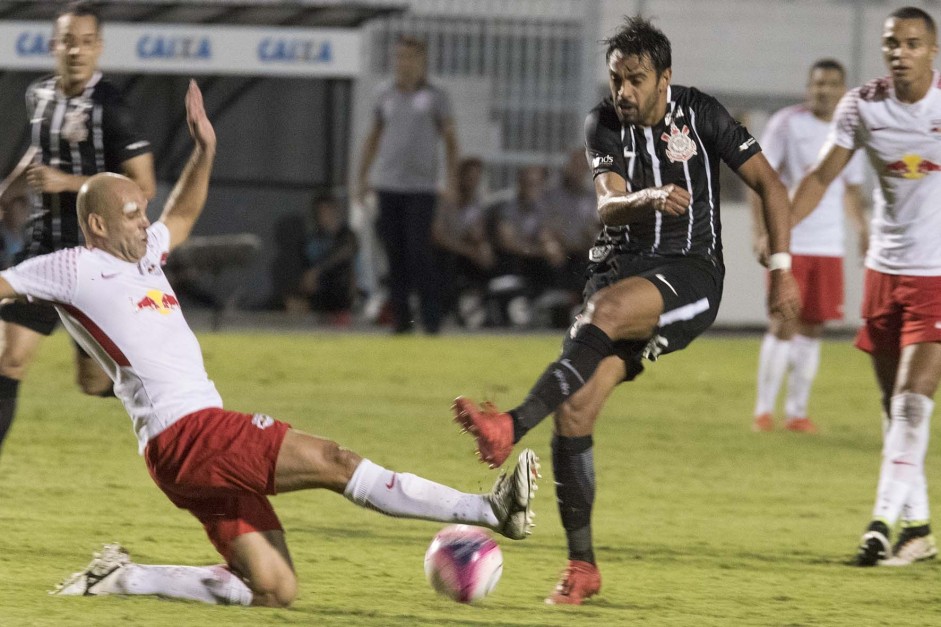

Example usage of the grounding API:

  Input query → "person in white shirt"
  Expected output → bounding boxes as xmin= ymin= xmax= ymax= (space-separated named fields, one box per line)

xmin=791 ymin=6 xmax=941 ymax=567
xmin=751 ymin=59 xmax=869 ymax=434
xmin=0 ymin=81 xmax=539 ymax=607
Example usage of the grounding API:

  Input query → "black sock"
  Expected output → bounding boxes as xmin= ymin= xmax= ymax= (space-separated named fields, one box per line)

xmin=511 ymin=324 xmax=614 ymax=442
xmin=0 ymin=375 xmax=20 ymax=453
xmin=552 ymin=434 xmax=596 ymax=564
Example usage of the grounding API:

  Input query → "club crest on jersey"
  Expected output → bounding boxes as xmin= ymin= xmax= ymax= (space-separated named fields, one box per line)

xmin=133 ymin=289 xmax=180 ymax=315
xmin=61 ymin=102 xmax=91 ymax=144
xmin=661 ymin=123 xmax=697 ymax=163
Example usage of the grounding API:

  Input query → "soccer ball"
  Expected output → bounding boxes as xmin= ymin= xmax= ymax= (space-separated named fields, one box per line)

xmin=424 ymin=525 xmax=503 ymax=603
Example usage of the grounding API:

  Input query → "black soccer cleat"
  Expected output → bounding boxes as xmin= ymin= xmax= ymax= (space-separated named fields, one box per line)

xmin=852 ymin=522 xmax=891 ymax=567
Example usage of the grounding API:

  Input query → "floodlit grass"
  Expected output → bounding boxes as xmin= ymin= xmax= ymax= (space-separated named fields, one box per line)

xmin=0 ymin=330 xmax=938 ymax=626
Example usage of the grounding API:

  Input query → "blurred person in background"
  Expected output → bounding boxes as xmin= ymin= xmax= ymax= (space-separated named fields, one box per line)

xmin=751 ymin=59 xmax=868 ymax=434
xmin=492 ymin=165 xmax=567 ymax=300
xmin=453 ymin=15 xmax=799 ymax=604
xmin=269 ymin=195 xmax=358 ymax=326
xmin=432 ymin=156 xmax=496 ymax=326
xmin=0 ymin=179 xmax=30 ymax=270
xmin=0 ymin=0 xmax=154 ymax=455
xmin=791 ymin=6 xmax=941 ymax=567
xmin=356 ymin=35 xmax=459 ymax=335
xmin=544 ymin=147 xmax=602 ymax=296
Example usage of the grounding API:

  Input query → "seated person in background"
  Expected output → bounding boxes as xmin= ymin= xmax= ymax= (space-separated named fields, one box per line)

xmin=543 ymin=148 xmax=601 ymax=294
xmin=0 ymin=180 xmax=29 ymax=270
xmin=492 ymin=165 xmax=566 ymax=298
xmin=432 ymin=157 xmax=496 ymax=319
xmin=269 ymin=195 xmax=358 ymax=324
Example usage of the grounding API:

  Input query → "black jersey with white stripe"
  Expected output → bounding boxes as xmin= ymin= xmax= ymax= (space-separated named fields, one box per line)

xmin=23 ymin=72 xmax=151 ymax=257
xmin=585 ymin=86 xmax=760 ymax=267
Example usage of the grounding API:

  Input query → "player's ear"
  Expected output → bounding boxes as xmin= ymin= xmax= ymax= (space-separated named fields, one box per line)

xmin=86 ymin=212 xmax=107 ymax=237
xmin=658 ymin=68 xmax=672 ymax=92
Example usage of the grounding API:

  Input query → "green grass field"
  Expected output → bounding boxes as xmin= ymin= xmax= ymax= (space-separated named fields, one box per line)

xmin=0 ymin=330 xmax=939 ymax=626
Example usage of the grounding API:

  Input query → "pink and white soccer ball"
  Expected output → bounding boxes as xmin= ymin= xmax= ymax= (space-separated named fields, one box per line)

xmin=424 ymin=525 xmax=503 ymax=603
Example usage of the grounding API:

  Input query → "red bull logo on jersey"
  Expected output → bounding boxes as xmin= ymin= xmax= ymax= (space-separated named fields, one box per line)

xmin=134 ymin=289 xmax=180 ymax=315
xmin=884 ymin=154 xmax=941 ymax=179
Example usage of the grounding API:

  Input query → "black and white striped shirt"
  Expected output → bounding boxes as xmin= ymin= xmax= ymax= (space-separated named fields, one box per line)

xmin=23 ymin=72 xmax=151 ymax=258
xmin=585 ymin=86 xmax=761 ymax=268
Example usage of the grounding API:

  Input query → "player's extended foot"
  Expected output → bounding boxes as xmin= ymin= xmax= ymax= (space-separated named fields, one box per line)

xmin=453 ymin=396 xmax=514 ymax=468
xmin=545 ymin=560 xmax=602 ymax=605
xmin=852 ymin=524 xmax=891 ymax=567
xmin=752 ymin=413 xmax=774 ymax=432
xmin=784 ymin=417 xmax=818 ymax=433
xmin=487 ymin=448 xmax=540 ymax=540
xmin=51 ymin=543 xmax=130 ymax=596
xmin=880 ymin=528 xmax=937 ymax=566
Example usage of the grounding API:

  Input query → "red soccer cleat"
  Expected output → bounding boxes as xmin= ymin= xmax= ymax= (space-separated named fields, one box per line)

xmin=784 ymin=416 xmax=818 ymax=433
xmin=545 ymin=560 xmax=602 ymax=605
xmin=752 ymin=413 xmax=774 ymax=432
xmin=452 ymin=396 xmax=514 ymax=468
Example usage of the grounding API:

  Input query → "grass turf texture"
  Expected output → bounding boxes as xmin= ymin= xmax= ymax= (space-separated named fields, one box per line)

xmin=0 ymin=331 xmax=938 ymax=626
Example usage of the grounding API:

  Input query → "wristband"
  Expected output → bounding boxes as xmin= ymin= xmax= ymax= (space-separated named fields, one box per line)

xmin=768 ymin=252 xmax=792 ymax=272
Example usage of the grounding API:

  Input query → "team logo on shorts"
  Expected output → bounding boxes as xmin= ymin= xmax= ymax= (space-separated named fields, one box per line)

xmin=661 ymin=123 xmax=697 ymax=163
xmin=252 ymin=414 xmax=274 ymax=430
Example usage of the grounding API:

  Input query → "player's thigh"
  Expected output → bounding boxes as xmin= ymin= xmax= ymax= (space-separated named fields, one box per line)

xmin=0 ymin=322 xmax=45 ymax=377
xmin=895 ymin=342 xmax=941 ymax=398
xmin=586 ymin=276 xmax=664 ymax=340
xmin=228 ymin=529 xmax=297 ymax=608
xmin=274 ymin=428 xmax=363 ymax=493
xmin=555 ymin=356 xmax=627 ymax=437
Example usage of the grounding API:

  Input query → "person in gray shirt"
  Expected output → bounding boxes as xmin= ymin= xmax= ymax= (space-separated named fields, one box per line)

xmin=356 ymin=35 xmax=459 ymax=334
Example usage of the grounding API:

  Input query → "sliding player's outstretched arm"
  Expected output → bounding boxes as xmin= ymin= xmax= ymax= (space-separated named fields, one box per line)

xmin=160 ymin=80 xmax=217 ymax=251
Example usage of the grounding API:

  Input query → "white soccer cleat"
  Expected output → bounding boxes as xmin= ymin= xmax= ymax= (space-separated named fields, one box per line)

xmin=880 ymin=534 xmax=938 ymax=566
xmin=51 ymin=543 xmax=130 ymax=596
xmin=488 ymin=448 xmax=540 ymax=540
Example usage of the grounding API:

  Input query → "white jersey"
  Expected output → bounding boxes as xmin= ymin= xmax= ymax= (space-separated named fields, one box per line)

xmin=763 ymin=104 xmax=866 ymax=256
xmin=0 ymin=222 xmax=223 ymax=452
xmin=829 ymin=71 xmax=941 ymax=275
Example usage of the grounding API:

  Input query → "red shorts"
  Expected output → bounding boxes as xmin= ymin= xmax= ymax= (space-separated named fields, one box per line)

xmin=144 ymin=408 xmax=291 ymax=561
xmin=791 ymin=255 xmax=844 ymax=323
xmin=855 ymin=269 xmax=941 ymax=355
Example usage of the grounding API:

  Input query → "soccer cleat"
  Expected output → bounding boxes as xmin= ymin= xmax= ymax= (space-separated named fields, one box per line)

xmin=488 ymin=448 xmax=540 ymax=540
xmin=881 ymin=532 xmax=937 ymax=566
xmin=453 ymin=396 xmax=515 ymax=468
xmin=545 ymin=560 xmax=602 ymax=605
xmin=752 ymin=413 xmax=774 ymax=432
xmin=784 ymin=417 xmax=818 ymax=433
xmin=852 ymin=529 xmax=891 ymax=567
xmin=51 ymin=543 xmax=130 ymax=596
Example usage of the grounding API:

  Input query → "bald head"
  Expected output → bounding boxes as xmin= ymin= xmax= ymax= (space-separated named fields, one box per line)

xmin=77 ymin=172 xmax=141 ymax=226
xmin=77 ymin=172 xmax=151 ymax=261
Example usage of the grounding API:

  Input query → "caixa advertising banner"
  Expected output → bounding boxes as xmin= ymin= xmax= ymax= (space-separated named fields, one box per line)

xmin=1 ymin=22 xmax=362 ymax=77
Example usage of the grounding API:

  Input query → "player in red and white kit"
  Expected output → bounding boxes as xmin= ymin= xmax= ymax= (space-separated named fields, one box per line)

xmin=0 ymin=82 xmax=540 ymax=607
xmin=791 ymin=6 xmax=941 ymax=566
xmin=751 ymin=59 xmax=869 ymax=434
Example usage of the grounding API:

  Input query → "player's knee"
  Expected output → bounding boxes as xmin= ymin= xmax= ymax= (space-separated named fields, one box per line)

xmin=554 ymin=400 xmax=595 ymax=437
xmin=76 ymin=374 xmax=113 ymax=397
xmin=321 ymin=440 xmax=361 ymax=482
xmin=250 ymin=572 xmax=298 ymax=608
xmin=0 ymin=353 xmax=30 ymax=380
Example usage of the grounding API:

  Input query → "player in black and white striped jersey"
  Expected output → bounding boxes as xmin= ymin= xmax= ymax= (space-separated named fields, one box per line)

xmin=453 ymin=15 xmax=801 ymax=605
xmin=0 ymin=1 xmax=154 ymax=454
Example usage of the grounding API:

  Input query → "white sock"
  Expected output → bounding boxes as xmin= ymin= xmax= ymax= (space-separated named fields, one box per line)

xmin=872 ymin=393 xmax=933 ymax=526
xmin=343 ymin=459 xmax=499 ymax=529
xmin=902 ymin=472 xmax=931 ymax=527
xmin=785 ymin=334 xmax=820 ymax=419
xmin=755 ymin=333 xmax=790 ymax=416
xmin=113 ymin=564 xmax=253 ymax=605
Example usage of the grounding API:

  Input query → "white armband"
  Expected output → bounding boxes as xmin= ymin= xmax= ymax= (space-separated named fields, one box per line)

xmin=768 ymin=252 xmax=792 ymax=272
